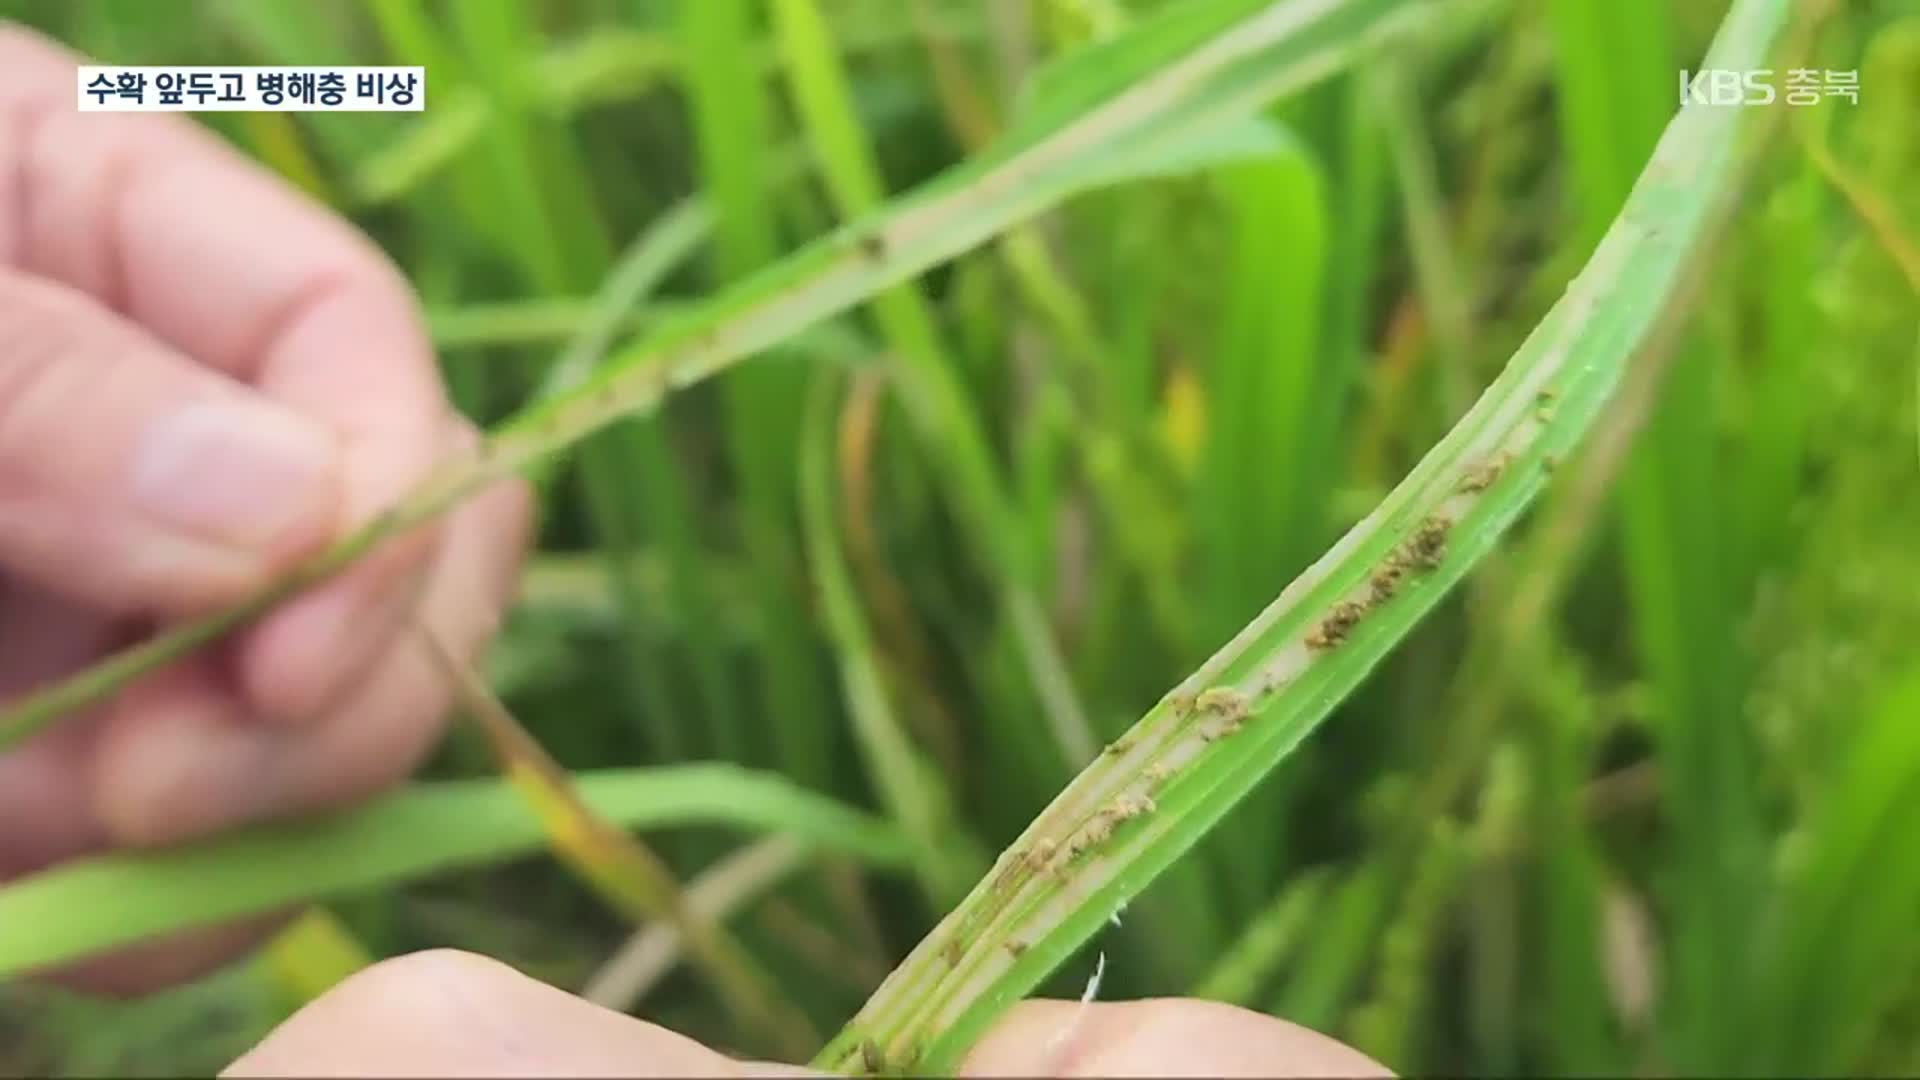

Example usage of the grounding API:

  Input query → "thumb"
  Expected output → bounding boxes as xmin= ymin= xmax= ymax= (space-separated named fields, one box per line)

xmin=224 ymin=950 xmax=766 ymax=1078
xmin=963 ymin=998 xmax=1392 ymax=1077
xmin=0 ymin=271 xmax=341 ymax=615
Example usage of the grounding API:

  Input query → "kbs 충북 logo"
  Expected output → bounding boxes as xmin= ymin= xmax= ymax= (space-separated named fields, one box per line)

xmin=1678 ymin=67 xmax=1859 ymax=107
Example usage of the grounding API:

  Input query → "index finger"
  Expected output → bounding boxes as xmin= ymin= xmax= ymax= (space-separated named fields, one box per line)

xmin=0 ymin=26 xmax=450 ymax=720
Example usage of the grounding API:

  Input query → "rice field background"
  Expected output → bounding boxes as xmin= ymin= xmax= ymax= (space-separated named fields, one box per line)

xmin=1 ymin=0 xmax=1917 ymax=1075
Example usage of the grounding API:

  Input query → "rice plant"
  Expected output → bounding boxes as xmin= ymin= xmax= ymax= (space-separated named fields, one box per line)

xmin=2 ymin=0 xmax=1917 ymax=1075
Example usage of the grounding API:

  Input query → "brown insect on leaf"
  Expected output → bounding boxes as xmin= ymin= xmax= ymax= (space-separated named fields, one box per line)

xmin=1307 ymin=600 xmax=1369 ymax=651
xmin=1370 ymin=563 xmax=1407 ymax=604
xmin=1196 ymin=686 xmax=1250 ymax=719
xmin=1457 ymin=453 xmax=1513 ymax=495
xmin=1407 ymin=515 xmax=1452 ymax=569
xmin=1024 ymin=837 xmax=1059 ymax=871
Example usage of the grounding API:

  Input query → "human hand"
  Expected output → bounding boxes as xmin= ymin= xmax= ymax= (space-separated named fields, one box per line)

xmin=0 ymin=26 xmax=531 ymax=991
xmin=225 ymin=950 xmax=1391 ymax=1078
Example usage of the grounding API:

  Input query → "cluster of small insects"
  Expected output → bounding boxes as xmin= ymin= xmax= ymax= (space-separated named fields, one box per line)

xmin=1456 ymin=451 xmax=1514 ymax=495
xmin=1410 ymin=515 xmax=1452 ymax=566
xmin=1195 ymin=686 xmax=1250 ymax=741
xmin=928 ymin=787 xmax=1160 ymax=975
xmin=1065 ymin=793 xmax=1157 ymax=859
xmin=1369 ymin=561 xmax=1408 ymax=605
xmin=1457 ymin=430 xmax=1570 ymax=500
xmin=1314 ymin=509 xmax=1462 ymax=651
xmin=1018 ymin=788 xmax=1163 ymax=877
xmin=1305 ymin=598 xmax=1370 ymax=651
xmin=894 ymin=417 xmax=1580 ymax=1069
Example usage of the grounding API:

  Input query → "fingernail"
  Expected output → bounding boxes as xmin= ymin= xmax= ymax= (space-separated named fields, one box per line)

xmin=129 ymin=399 xmax=339 ymax=554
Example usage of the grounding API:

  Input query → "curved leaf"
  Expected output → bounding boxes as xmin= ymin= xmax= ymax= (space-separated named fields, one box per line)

xmin=0 ymin=0 xmax=1434 ymax=751
xmin=0 ymin=766 xmax=911 ymax=978
xmin=812 ymin=0 xmax=1801 ymax=1070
